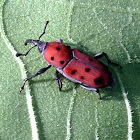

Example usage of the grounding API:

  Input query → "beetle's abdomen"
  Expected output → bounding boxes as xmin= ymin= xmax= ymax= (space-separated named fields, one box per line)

xmin=73 ymin=48 xmax=112 ymax=75
xmin=63 ymin=59 xmax=112 ymax=88
xmin=43 ymin=42 xmax=72 ymax=68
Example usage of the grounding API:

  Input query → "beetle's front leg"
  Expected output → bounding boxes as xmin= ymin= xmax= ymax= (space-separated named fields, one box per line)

xmin=19 ymin=65 xmax=52 ymax=93
xmin=94 ymin=52 xmax=122 ymax=69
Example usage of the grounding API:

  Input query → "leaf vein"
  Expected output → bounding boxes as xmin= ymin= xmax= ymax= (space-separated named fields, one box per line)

xmin=0 ymin=1 xmax=39 ymax=139
xmin=66 ymin=88 xmax=77 ymax=140
xmin=66 ymin=1 xmax=77 ymax=44
xmin=115 ymin=69 xmax=133 ymax=140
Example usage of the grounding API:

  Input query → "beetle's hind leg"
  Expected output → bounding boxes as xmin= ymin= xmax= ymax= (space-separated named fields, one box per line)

xmin=80 ymin=85 xmax=101 ymax=99
xmin=94 ymin=52 xmax=122 ymax=69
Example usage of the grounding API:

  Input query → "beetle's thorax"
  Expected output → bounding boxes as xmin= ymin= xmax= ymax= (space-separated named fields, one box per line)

xmin=34 ymin=40 xmax=48 ymax=53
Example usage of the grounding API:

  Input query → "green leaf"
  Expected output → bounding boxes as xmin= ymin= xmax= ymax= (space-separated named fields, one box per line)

xmin=0 ymin=0 xmax=140 ymax=140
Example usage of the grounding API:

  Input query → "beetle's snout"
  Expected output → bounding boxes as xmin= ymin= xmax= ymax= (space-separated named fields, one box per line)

xmin=24 ymin=39 xmax=34 ymax=45
xmin=25 ymin=39 xmax=47 ymax=53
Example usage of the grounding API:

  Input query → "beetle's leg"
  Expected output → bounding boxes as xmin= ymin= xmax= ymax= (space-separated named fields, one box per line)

xmin=16 ymin=45 xmax=37 ymax=57
xmin=80 ymin=85 xmax=101 ymax=100
xmin=55 ymin=71 xmax=62 ymax=91
xmin=38 ymin=20 xmax=49 ymax=40
xmin=55 ymin=39 xmax=63 ymax=43
xmin=94 ymin=52 xmax=122 ymax=69
xmin=19 ymin=65 xmax=51 ymax=93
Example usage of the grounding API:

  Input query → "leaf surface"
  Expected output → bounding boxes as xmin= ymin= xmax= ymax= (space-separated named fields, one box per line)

xmin=0 ymin=0 xmax=140 ymax=140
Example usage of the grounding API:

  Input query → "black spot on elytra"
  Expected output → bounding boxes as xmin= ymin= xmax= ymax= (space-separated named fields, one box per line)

xmin=60 ymin=61 xmax=64 ymax=64
xmin=71 ymin=70 xmax=77 ymax=75
xmin=95 ymin=77 xmax=103 ymax=85
xmin=51 ymin=57 xmax=54 ymax=60
xmin=85 ymin=68 xmax=90 ymax=72
xmin=80 ymin=76 xmax=84 ymax=79
xmin=56 ymin=47 xmax=60 ymax=50
xmin=89 ymin=57 xmax=93 ymax=62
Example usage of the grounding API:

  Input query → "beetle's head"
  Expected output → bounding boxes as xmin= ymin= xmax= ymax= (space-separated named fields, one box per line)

xmin=24 ymin=39 xmax=48 ymax=53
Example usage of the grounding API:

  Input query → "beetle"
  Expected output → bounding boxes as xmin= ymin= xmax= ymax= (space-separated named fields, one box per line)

xmin=16 ymin=21 xmax=121 ymax=99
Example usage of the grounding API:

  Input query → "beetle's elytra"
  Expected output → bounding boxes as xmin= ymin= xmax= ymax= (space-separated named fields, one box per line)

xmin=16 ymin=21 xmax=121 ymax=99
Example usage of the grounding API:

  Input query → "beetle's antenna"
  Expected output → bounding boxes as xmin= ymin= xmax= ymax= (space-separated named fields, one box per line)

xmin=16 ymin=45 xmax=37 ymax=57
xmin=38 ymin=20 xmax=49 ymax=41
xmin=16 ymin=21 xmax=49 ymax=57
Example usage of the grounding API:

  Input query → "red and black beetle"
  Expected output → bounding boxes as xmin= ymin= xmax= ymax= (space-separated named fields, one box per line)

xmin=16 ymin=21 xmax=121 ymax=99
